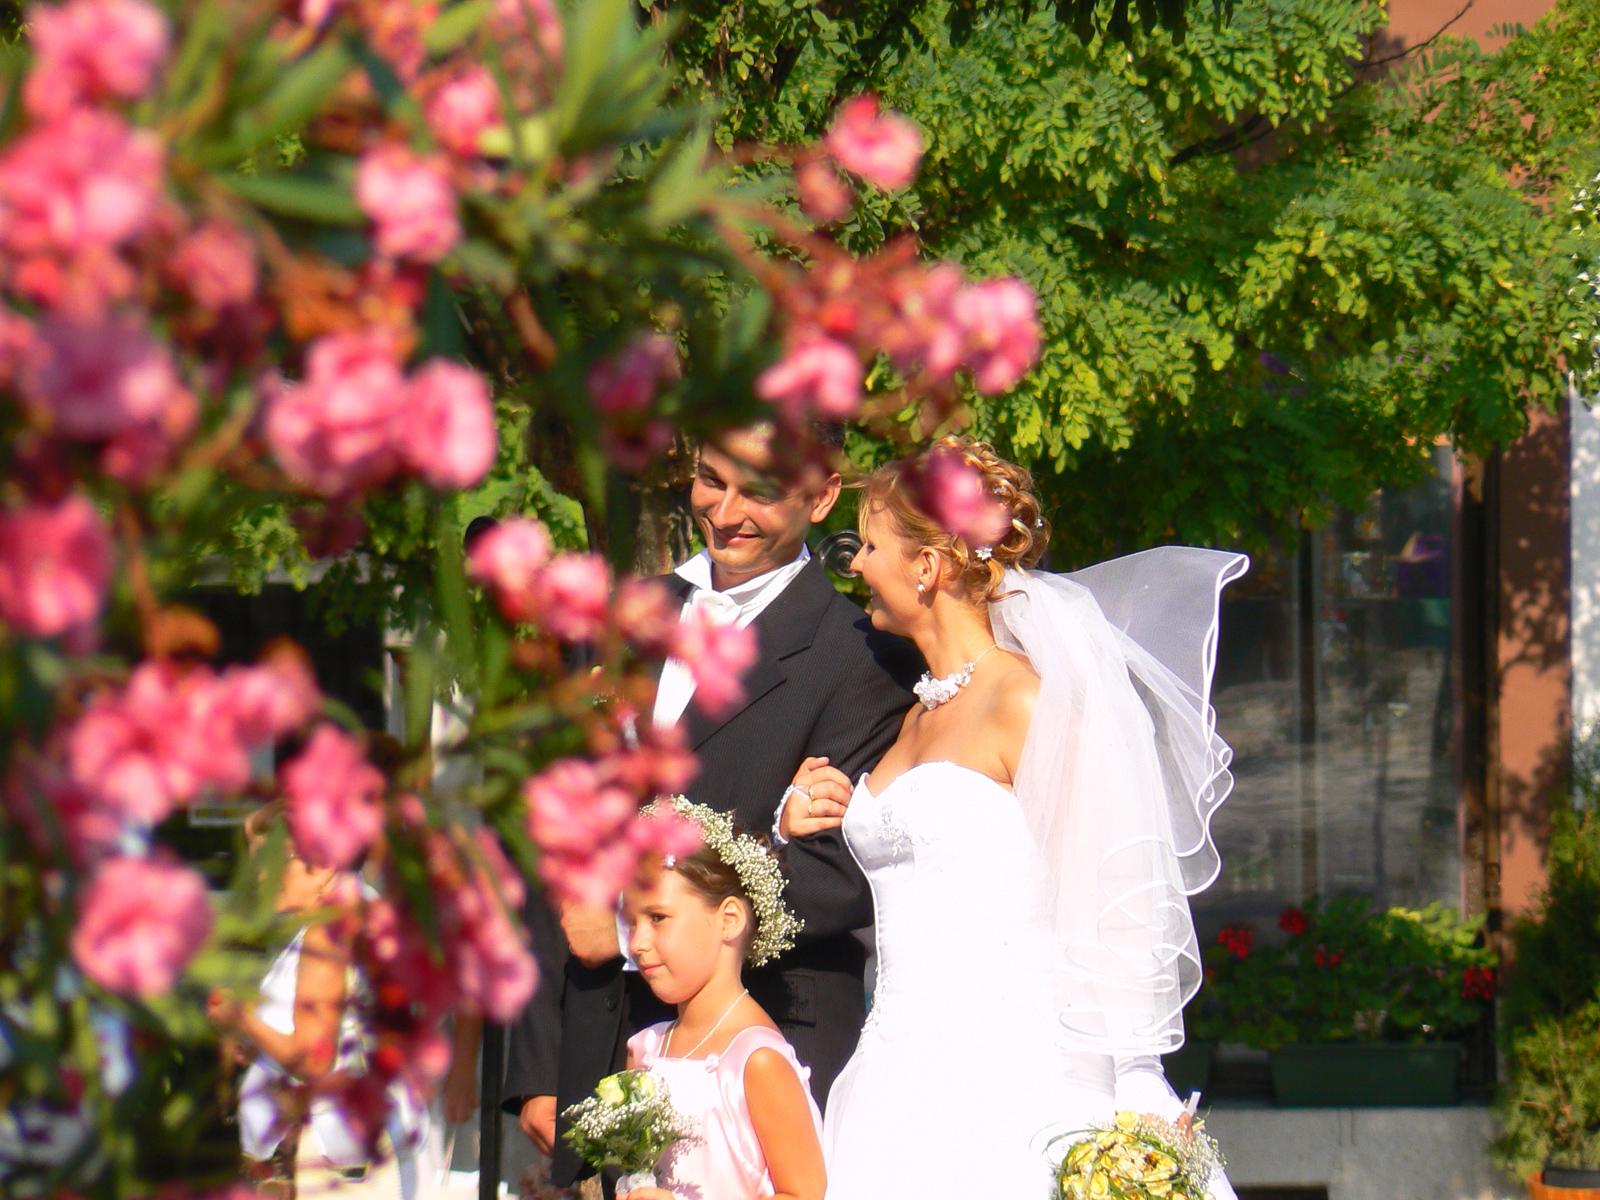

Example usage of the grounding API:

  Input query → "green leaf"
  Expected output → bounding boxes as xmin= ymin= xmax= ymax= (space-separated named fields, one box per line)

xmin=223 ymin=172 xmax=364 ymax=226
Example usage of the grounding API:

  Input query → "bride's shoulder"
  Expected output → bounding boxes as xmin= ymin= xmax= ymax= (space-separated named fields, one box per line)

xmin=983 ymin=652 xmax=1039 ymax=728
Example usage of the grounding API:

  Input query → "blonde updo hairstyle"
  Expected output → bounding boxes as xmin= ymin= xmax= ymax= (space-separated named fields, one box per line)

xmin=860 ymin=436 xmax=1050 ymax=604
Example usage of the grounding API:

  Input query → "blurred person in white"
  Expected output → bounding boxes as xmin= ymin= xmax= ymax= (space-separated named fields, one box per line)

xmin=209 ymin=801 xmax=427 ymax=1199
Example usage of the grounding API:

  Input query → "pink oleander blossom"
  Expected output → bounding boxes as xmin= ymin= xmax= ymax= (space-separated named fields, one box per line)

xmin=281 ymin=724 xmax=386 ymax=868
xmin=427 ymin=829 xmax=537 ymax=1021
xmin=916 ymin=446 xmax=1012 ymax=548
xmin=0 ymin=493 xmax=112 ymax=637
xmin=671 ymin=609 xmax=757 ymax=717
xmin=71 ymin=853 xmax=213 ymax=997
xmin=466 ymin=517 xmax=552 ymax=623
xmin=397 ymin=360 xmax=496 ymax=489
xmin=21 ymin=313 xmax=190 ymax=441
xmin=613 ymin=577 xmax=678 ymax=656
xmin=755 ymin=335 xmax=862 ymax=421
xmin=170 ymin=220 xmax=257 ymax=311
xmin=425 ymin=66 xmax=501 ymax=156
xmin=587 ymin=334 xmax=679 ymax=416
xmin=951 ymin=277 xmax=1041 ymax=395
xmin=355 ymin=144 xmax=460 ymax=264
xmin=533 ymin=552 xmax=610 ymax=642
xmin=68 ymin=662 xmax=239 ymax=825
xmin=824 ymin=95 xmax=923 ymax=191
xmin=795 ymin=157 xmax=853 ymax=223
xmin=524 ymin=759 xmax=635 ymax=856
xmin=0 ymin=108 xmax=163 ymax=257
xmin=263 ymin=329 xmax=407 ymax=496
xmin=214 ymin=648 xmax=321 ymax=744
xmin=4 ymin=752 xmax=123 ymax=866
xmin=24 ymin=0 xmax=169 ymax=118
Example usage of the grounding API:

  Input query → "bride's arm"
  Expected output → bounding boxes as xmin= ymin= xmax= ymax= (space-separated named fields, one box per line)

xmin=1113 ymin=1056 xmax=1239 ymax=1200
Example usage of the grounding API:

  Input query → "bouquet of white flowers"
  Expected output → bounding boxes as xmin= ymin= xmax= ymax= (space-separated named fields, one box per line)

xmin=562 ymin=1069 xmax=697 ymax=1192
xmin=1050 ymin=1110 xmax=1224 ymax=1200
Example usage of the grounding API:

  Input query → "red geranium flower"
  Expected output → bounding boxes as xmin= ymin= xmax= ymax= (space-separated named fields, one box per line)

xmin=1279 ymin=906 xmax=1308 ymax=935
xmin=1461 ymin=965 xmax=1496 ymax=1001
xmin=1217 ymin=923 xmax=1254 ymax=959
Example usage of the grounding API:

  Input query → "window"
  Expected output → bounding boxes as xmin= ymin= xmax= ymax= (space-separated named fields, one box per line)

xmin=1196 ymin=446 xmax=1464 ymax=934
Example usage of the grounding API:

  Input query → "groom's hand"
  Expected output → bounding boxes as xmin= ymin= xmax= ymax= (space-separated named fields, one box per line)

xmin=780 ymin=756 xmax=854 ymax=839
xmin=560 ymin=902 xmax=621 ymax=967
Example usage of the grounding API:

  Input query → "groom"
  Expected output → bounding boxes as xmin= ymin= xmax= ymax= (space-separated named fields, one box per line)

xmin=502 ymin=422 xmax=919 ymax=1190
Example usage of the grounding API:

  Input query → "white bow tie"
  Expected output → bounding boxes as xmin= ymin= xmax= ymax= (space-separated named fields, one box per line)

xmin=688 ymin=587 xmax=745 ymax=625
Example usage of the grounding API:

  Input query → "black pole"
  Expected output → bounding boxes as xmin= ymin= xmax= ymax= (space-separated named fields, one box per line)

xmin=478 ymin=1022 xmax=505 ymax=1200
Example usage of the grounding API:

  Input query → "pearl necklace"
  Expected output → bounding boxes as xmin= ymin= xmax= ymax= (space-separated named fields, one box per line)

xmin=913 ymin=643 xmax=1001 ymax=711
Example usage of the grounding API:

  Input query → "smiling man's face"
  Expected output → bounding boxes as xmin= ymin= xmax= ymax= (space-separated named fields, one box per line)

xmin=689 ymin=426 xmax=841 ymax=590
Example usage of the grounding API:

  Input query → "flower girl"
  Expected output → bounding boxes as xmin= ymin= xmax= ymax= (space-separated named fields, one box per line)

xmin=618 ymin=797 xmax=825 ymax=1200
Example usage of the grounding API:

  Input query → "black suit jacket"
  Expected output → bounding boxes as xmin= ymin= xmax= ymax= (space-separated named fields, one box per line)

xmin=502 ymin=555 xmax=918 ymax=1185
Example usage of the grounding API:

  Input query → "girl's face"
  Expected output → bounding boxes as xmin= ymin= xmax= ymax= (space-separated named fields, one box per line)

xmin=277 ymin=852 xmax=337 ymax=914
xmin=623 ymin=866 xmax=746 ymax=1006
xmin=850 ymin=504 xmax=925 ymax=635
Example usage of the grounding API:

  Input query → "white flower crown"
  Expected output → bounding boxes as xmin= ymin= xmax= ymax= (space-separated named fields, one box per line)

xmin=642 ymin=795 xmax=803 ymax=967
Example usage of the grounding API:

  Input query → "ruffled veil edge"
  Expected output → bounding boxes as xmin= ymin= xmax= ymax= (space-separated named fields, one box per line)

xmin=991 ymin=547 xmax=1249 ymax=1057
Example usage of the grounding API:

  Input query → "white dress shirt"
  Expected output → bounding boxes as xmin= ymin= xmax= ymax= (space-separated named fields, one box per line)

xmin=619 ymin=546 xmax=813 ymax=969
xmin=650 ymin=546 xmax=811 ymax=728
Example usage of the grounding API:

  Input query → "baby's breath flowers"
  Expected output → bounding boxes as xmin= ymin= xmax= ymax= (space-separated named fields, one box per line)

xmin=1052 ymin=1110 xmax=1224 ymax=1200
xmin=562 ymin=1068 xmax=697 ymax=1184
xmin=643 ymin=795 xmax=803 ymax=967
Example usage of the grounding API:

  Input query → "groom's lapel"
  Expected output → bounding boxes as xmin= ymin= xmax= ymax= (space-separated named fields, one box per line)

xmin=681 ymin=555 xmax=833 ymax=752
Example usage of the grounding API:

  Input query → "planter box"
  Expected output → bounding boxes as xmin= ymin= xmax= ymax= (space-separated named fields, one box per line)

xmin=1268 ymin=1041 xmax=1460 ymax=1107
xmin=1531 ymin=1166 xmax=1600 ymax=1198
xmin=1162 ymin=1041 xmax=1216 ymax=1097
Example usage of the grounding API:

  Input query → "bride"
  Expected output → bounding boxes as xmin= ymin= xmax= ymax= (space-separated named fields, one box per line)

xmin=778 ymin=437 xmax=1245 ymax=1199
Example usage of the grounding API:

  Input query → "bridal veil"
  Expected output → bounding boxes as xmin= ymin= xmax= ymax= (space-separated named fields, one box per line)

xmin=990 ymin=548 xmax=1249 ymax=1058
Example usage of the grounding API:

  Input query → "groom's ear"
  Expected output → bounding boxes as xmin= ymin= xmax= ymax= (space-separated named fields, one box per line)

xmin=807 ymin=472 xmax=844 ymax=524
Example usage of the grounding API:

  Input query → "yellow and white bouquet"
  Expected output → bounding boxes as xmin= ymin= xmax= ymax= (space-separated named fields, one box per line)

xmin=1051 ymin=1110 xmax=1224 ymax=1200
xmin=562 ymin=1068 xmax=696 ymax=1192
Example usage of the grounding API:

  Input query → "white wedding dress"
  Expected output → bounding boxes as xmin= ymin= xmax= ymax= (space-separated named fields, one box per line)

xmin=824 ymin=761 xmax=1116 ymax=1198
xmin=821 ymin=552 xmax=1248 ymax=1200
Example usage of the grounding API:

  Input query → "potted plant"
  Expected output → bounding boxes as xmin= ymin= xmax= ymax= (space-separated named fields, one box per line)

xmin=1199 ymin=897 xmax=1496 ymax=1106
xmin=1495 ymin=804 xmax=1600 ymax=1198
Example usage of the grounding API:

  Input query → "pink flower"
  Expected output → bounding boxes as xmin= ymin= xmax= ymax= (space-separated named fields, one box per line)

xmin=533 ymin=552 xmax=610 ymax=642
xmin=355 ymin=144 xmax=460 ymax=264
xmin=426 ymin=829 xmax=536 ymax=1021
xmin=755 ymin=335 xmax=862 ymax=420
xmin=795 ymin=157 xmax=853 ymax=222
xmin=68 ymin=663 xmax=240 ymax=824
xmin=824 ymin=95 xmax=923 ymax=191
xmin=5 ymin=752 xmax=123 ymax=866
xmin=879 ymin=261 xmax=965 ymax=382
xmin=952 ymin=277 xmax=1041 ymax=395
xmin=21 ymin=313 xmax=190 ymax=441
xmin=214 ymin=648 xmax=321 ymax=744
xmin=466 ymin=517 xmax=552 ymax=622
xmin=916 ymin=446 xmax=1011 ymax=548
xmin=71 ymin=853 xmax=213 ymax=997
xmin=264 ymin=328 xmax=407 ymax=496
xmin=0 ymin=108 xmax=163 ymax=256
xmin=170 ymin=220 xmax=257 ymax=311
xmin=613 ymin=577 xmax=678 ymax=656
xmin=397 ymin=360 xmax=496 ymax=489
xmin=587 ymin=334 xmax=678 ymax=416
xmin=671 ymin=609 xmax=757 ymax=717
xmin=23 ymin=0 xmax=169 ymax=118
xmin=281 ymin=724 xmax=386 ymax=868
xmin=426 ymin=66 xmax=501 ymax=156
xmin=524 ymin=759 xmax=635 ymax=856
xmin=0 ymin=493 xmax=112 ymax=638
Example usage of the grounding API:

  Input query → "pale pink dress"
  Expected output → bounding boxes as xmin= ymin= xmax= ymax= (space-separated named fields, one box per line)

xmin=628 ymin=1022 xmax=823 ymax=1200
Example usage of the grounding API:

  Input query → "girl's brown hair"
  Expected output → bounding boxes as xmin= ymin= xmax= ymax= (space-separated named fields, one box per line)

xmin=860 ymin=435 xmax=1050 ymax=603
